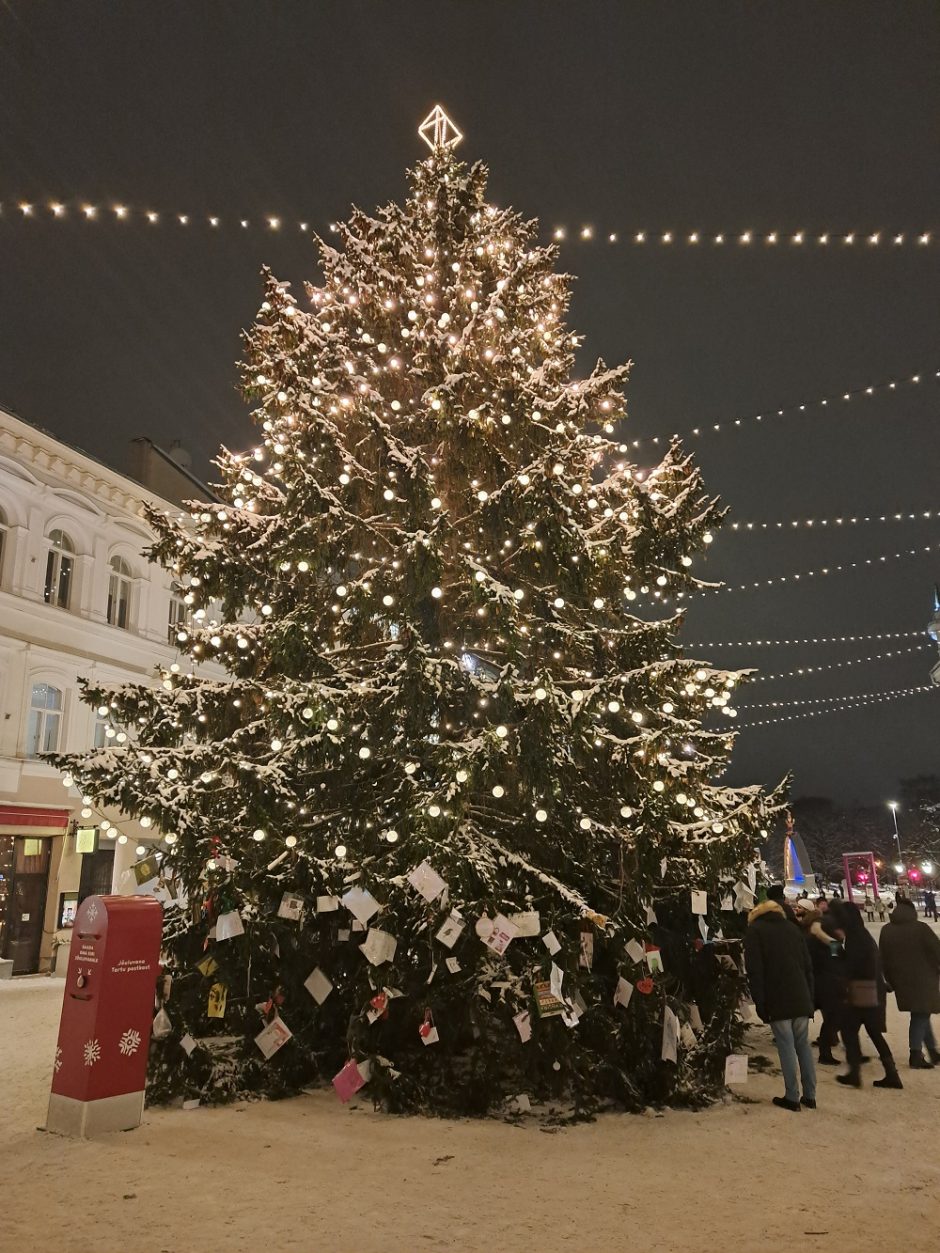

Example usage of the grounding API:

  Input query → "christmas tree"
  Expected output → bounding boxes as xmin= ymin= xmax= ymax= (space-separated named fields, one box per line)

xmin=56 ymin=108 xmax=782 ymax=1115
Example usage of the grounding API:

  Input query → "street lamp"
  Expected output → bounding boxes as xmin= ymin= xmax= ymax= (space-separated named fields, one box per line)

xmin=888 ymin=801 xmax=904 ymax=864
xmin=894 ymin=862 xmax=905 ymax=875
xmin=923 ymin=862 xmax=935 ymax=875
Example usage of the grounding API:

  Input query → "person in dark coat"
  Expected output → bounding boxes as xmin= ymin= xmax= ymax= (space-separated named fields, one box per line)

xmin=878 ymin=898 xmax=940 ymax=1068
xmin=829 ymin=900 xmax=902 ymax=1090
xmin=795 ymin=902 xmax=846 ymax=1064
xmin=745 ymin=899 xmax=817 ymax=1111
xmin=924 ymin=889 xmax=938 ymax=922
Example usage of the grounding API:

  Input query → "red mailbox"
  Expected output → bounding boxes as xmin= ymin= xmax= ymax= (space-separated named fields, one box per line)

xmin=46 ymin=894 xmax=163 ymax=1137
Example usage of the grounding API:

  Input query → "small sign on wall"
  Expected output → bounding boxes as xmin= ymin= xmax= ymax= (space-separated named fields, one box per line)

xmin=75 ymin=828 xmax=99 ymax=854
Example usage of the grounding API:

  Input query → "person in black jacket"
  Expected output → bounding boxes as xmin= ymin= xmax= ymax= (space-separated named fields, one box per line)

xmin=829 ymin=900 xmax=903 ymax=1090
xmin=878 ymin=898 xmax=940 ymax=1068
xmin=795 ymin=901 xmax=846 ymax=1065
xmin=744 ymin=899 xmax=817 ymax=1111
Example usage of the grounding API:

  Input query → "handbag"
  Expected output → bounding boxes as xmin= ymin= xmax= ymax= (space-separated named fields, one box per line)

xmin=847 ymin=978 xmax=879 ymax=1009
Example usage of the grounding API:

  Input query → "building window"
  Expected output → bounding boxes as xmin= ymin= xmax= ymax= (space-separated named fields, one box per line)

xmin=26 ymin=682 xmax=63 ymax=758
xmin=44 ymin=530 xmax=74 ymax=609
xmin=93 ymin=711 xmax=110 ymax=748
xmin=0 ymin=505 xmax=7 ymax=586
xmin=167 ymin=583 xmax=188 ymax=645
xmin=107 ymin=556 xmax=132 ymax=629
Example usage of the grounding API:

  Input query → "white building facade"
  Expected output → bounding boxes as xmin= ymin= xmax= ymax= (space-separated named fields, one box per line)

xmin=0 ymin=406 xmax=208 ymax=975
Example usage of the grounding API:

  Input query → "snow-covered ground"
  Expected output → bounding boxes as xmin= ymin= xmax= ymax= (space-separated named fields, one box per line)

xmin=2 ymin=968 xmax=939 ymax=1252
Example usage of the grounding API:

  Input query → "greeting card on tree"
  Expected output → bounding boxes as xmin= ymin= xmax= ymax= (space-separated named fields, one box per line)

xmin=304 ymin=967 xmax=333 ymax=1005
xmin=361 ymin=927 xmax=397 ymax=965
xmin=278 ymin=892 xmax=304 ymax=921
xmin=482 ymin=914 xmax=518 ymax=955
xmin=207 ymin=982 xmax=228 ymax=1018
xmin=435 ymin=911 xmax=465 ymax=948
xmin=342 ymin=886 xmax=381 ymax=926
xmin=255 ymin=1016 xmax=292 ymax=1060
xmin=407 ymin=860 xmax=447 ymax=902
xmin=333 ymin=1059 xmax=368 ymax=1102
xmin=215 ymin=911 xmax=245 ymax=941
xmin=724 ymin=1053 xmax=749 ymax=1084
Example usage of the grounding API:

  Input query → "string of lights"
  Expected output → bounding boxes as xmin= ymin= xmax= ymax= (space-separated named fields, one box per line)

xmin=742 ymin=685 xmax=938 ymax=727
xmin=4 ymin=202 xmax=935 ymax=248
xmin=746 ymin=681 xmax=935 ymax=711
xmin=692 ymin=540 xmax=940 ymax=595
xmin=553 ymin=226 xmax=935 ymax=247
xmin=727 ymin=508 xmax=939 ymax=534
xmin=686 ymin=630 xmax=925 ymax=648
xmin=750 ymin=643 xmax=929 ymax=683
xmin=623 ymin=369 xmax=936 ymax=452
xmin=5 ymin=198 xmax=937 ymax=463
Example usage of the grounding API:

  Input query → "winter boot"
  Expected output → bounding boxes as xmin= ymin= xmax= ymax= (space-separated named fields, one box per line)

xmin=928 ymin=1046 xmax=940 ymax=1065
xmin=817 ymin=1049 xmax=839 ymax=1066
xmin=836 ymin=1067 xmax=862 ymax=1088
xmin=909 ymin=1051 xmax=935 ymax=1070
xmin=873 ymin=1063 xmax=904 ymax=1089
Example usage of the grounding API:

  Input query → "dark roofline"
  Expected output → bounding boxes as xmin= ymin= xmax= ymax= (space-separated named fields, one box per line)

xmin=129 ymin=436 xmax=220 ymax=502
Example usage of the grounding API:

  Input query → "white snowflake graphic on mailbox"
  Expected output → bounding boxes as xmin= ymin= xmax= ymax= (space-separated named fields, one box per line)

xmin=118 ymin=1028 xmax=142 ymax=1057
xmin=85 ymin=900 xmax=99 ymax=924
xmin=53 ymin=1046 xmax=62 ymax=1073
xmin=83 ymin=1038 xmax=101 ymax=1066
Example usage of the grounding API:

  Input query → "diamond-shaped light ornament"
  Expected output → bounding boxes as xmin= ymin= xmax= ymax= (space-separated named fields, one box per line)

xmin=418 ymin=105 xmax=463 ymax=152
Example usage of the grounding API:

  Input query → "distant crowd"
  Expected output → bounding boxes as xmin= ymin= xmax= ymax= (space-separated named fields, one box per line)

xmin=744 ymin=887 xmax=940 ymax=1110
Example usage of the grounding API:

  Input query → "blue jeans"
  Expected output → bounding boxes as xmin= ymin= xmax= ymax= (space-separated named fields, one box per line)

xmin=771 ymin=1016 xmax=817 ymax=1103
xmin=909 ymin=1013 xmax=937 ymax=1054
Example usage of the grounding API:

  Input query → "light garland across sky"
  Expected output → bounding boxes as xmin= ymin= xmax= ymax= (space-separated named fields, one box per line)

xmin=742 ymin=684 xmax=937 ymax=727
xmin=745 ymin=680 xmax=935 ymax=711
xmin=4 ymin=201 xmax=935 ymax=249
xmin=690 ymin=539 xmax=940 ymax=595
xmin=624 ymin=368 xmax=937 ymax=452
xmin=687 ymin=629 xmax=926 ymax=648
xmin=727 ymin=508 xmax=939 ymax=534
xmin=554 ymin=226 xmax=935 ymax=248
xmin=749 ymin=643 xmax=929 ymax=683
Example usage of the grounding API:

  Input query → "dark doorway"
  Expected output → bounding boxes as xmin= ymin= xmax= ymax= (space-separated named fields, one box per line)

xmin=78 ymin=847 xmax=115 ymax=903
xmin=0 ymin=837 xmax=52 ymax=975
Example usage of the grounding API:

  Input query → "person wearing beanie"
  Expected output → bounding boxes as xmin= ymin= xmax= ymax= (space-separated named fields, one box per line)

xmin=878 ymin=897 xmax=940 ymax=1069
xmin=766 ymin=883 xmax=799 ymax=924
xmin=744 ymin=899 xmax=817 ymax=1111
xmin=829 ymin=900 xmax=903 ymax=1090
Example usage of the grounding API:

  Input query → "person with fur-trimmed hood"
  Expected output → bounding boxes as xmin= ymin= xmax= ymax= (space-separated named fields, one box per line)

xmin=879 ymin=897 xmax=940 ymax=1069
xmin=744 ymin=898 xmax=817 ymax=1111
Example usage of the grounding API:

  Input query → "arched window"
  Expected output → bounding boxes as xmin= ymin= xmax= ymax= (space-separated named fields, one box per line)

xmin=26 ymin=682 xmax=63 ymax=757
xmin=44 ymin=529 xmax=74 ymax=608
xmin=167 ymin=581 xmax=188 ymax=645
xmin=107 ymin=556 xmax=132 ymax=629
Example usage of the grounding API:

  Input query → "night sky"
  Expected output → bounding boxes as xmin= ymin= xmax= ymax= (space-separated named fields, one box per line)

xmin=1 ymin=2 xmax=937 ymax=804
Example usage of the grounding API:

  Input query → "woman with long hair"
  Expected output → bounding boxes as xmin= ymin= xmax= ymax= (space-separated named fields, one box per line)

xmin=829 ymin=900 xmax=903 ymax=1090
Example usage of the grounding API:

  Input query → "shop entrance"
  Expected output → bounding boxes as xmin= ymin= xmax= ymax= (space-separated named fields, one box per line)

xmin=0 ymin=836 xmax=52 ymax=975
